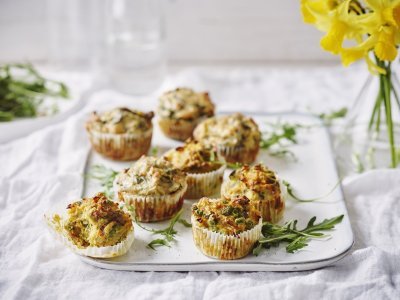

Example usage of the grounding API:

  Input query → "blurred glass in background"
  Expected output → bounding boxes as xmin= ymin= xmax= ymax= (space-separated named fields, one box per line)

xmin=105 ymin=0 xmax=166 ymax=95
xmin=46 ymin=0 xmax=166 ymax=95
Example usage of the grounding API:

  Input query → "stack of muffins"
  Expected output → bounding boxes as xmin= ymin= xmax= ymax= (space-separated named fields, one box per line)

xmin=48 ymin=87 xmax=285 ymax=260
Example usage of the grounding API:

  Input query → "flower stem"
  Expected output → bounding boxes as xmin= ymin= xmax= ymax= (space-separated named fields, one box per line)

xmin=382 ymin=64 xmax=397 ymax=167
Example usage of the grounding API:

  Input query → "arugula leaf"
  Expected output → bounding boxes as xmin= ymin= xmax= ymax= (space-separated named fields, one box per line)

xmin=178 ymin=219 xmax=192 ymax=228
xmin=254 ymin=215 xmax=344 ymax=255
xmin=281 ymin=179 xmax=341 ymax=202
xmin=132 ymin=209 xmax=191 ymax=250
xmin=147 ymin=239 xmax=170 ymax=250
xmin=150 ymin=146 xmax=159 ymax=156
xmin=260 ymin=121 xmax=307 ymax=160
xmin=317 ymin=107 xmax=348 ymax=125
xmin=86 ymin=165 xmax=119 ymax=199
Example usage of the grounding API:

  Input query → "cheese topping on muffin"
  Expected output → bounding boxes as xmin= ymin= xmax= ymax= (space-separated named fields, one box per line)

xmin=193 ymin=113 xmax=261 ymax=148
xmin=158 ymin=88 xmax=215 ymax=121
xmin=87 ymin=108 xmax=154 ymax=134
xmin=60 ymin=193 xmax=133 ymax=248
xmin=115 ymin=156 xmax=187 ymax=196
xmin=163 ymin=139 xmax=223 ymax=173
xmin=223 ymin=164 xmax=281 ymax=203
xmin=192 ymin=197 xmax=261 ymax=235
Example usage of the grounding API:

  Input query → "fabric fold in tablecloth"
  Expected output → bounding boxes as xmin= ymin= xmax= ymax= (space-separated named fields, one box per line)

xmin=0 ymin=67 xmax=399 ymax=299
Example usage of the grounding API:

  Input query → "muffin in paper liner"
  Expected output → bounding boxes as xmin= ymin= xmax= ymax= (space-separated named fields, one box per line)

xmin=86 ymin=128 xmax=153 ymax=161
xmin=46 ymin=215 xmax=135 ymax=258
xmin=191 ymin=197 xmax=262 ymax=260
xmin=114 ymin=179 xmax=188 ymax=222
xmin=113 ymin=156 xmax=188 ymax=222
xmin=185 ymin=165 xmax=226 ymax=199
xmin=217 ymin=144 xmax=259 ymax=165
xmin=193 ymin=113 xmax=261 ymax=165
xmin=221 ymin=164 xmax=285 ymax=224
xmin=44 ymin=196 xmax=135 ymax=258
xmin=157 ymin=88 xmax=215 ymax=141
xmin=191 ymin=215 xmax=262 ymax=260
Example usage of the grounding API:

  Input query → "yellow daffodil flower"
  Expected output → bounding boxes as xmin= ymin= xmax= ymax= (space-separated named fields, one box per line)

xmin=302 ymin=0 xmax=400 ymax=74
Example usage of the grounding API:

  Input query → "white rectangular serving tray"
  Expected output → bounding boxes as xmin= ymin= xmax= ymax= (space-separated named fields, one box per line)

xmin=80 ymin=112 xmax=354 ymax=272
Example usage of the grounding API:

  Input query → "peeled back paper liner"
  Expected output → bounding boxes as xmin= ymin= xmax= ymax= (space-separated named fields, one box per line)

xmin=191 ymin=215 xmax=262 ymax=260
xmin=44 ymin=213 xmax=135 ymax=258
xmin=87 ymin=128 xmax=152 ymax=161
xmin=185 ymin=165 xmax=226 ymax=199
xmin=114 ymin=180 xmax=188 ymax=222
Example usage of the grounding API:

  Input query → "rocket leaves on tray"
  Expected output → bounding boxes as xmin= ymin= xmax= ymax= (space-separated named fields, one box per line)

xmin=128 ymin=208 xmax=191 ymax=250
xmin=0 ymin=63 xmax=69 ymax=121
xmin=253 ymin=215 xmax=344 ymax=255
xmin=86 ymin=165 xmax=119 ymax=199
xmin=259 ymin=121 xmax=307 ymax=160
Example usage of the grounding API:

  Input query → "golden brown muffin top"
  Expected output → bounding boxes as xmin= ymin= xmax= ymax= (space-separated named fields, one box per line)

xmin=163 ymin=139 xmax=223 ymax=173
xmin=86 ymin=107 xmax=154 ymax=134
xmin=192 ymin=196 xmax=261 ymax=235
xmin=193 ymin=113 xmax=261 ymax=148
xmin=62 ymin=193 xmax=133 ymax=248
xmin=158 ymin=88 xmax=215 ymax=121
xmin=114 ymin=156 xmax=187 ymax=196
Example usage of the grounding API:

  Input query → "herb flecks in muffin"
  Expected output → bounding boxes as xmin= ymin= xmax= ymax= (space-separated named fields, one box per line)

xmin=224 ymin=164 xmax=282 ymax=206
xmin=158 ymin=88 xmax=214 ymax=121
xmin=163 ymin=139 xmax=222 ymax=173
xmin=193 ymin=113 xmax=261 ymax=149
xmin=192 ymin=197 xmax=261 ymax=235
xmin=114 ymin=156 xmax=187 ymax=196
xmin=87 ymin=108 xmax=154 ymax=134
xmin=62 ymin=193 xmax=133 ymax=248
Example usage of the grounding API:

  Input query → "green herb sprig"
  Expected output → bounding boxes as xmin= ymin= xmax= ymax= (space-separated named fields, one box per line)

xmin=317 ymin=107 xmax=348 ymax=125
xmin=281 ymin=179 xmax=341 ymax=202
xmin=86 ymin=165 xmax=119 ymax=199
xmin=260 ymin=122 xmax=307 ymax=159
xmin=253 ymin=215 xmax=344 ymax=255
xmin=0 ymin=63 xmax=69 ymax=121
xmin=131 ymin=209 xmax=191 ymax=250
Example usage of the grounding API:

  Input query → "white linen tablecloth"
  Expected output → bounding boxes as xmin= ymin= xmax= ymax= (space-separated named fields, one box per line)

xmin=0 ymin=66 xmax=399 ymax=299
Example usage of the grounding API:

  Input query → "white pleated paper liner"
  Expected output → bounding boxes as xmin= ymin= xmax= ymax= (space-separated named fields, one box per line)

xmin=191 ymin=215 xmax=262 ymax=260
xmin=45 ymin=213 xmax=135 ymax=258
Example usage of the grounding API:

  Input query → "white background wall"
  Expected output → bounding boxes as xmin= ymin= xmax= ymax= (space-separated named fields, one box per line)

xmin=0 ymin=0 xmax=336 ymax=63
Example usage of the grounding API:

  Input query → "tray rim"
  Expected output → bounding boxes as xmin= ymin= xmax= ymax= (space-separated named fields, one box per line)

xmin=80 ymin=111 xmax=354 ymax=272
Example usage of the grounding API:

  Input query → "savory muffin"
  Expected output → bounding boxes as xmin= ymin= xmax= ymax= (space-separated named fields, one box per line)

xmin=86 ymin=107 xmax=154 ymax=161
xmin=193 ymin=113 xmax=261 ymax=164
xmin=221 ymin=164 xmax=284 ymax=223
xmin=113 ymin=156 xmax=187 ymax=222
xmin=191 ymin=196 xmax=262 ymax=260
xmin=157 ymin=87 xmax=215 ymax=141
xmin=46 ymin=193 xmax=134 ymax=258
xmin=163 ymin=139 xmax=226 ymax=199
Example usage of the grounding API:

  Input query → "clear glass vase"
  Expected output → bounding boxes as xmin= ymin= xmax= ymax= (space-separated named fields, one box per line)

xmin=105 ymin=0 xmax=166 ymax=95
xmin=335 ymin=66 xmax=400 ymax=174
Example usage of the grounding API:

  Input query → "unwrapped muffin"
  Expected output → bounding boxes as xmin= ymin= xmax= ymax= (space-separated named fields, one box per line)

xmin=158 ymin=88 xmax=215 ymax=141
xmin=193 ymin=113 xmax=261 ymax=164
xmin=86 ymin=108 xmax=154 ymax=161
xmin=113 ymin=156 xmax=187 ymax=222
xmin=163 ymin=139 xmax=226 ymax=199
xmin=222 ymin=164 xmax=284 ymax=223
xmin=191 ymin=196 xmax=262 ymax=260
xmin=46 ymin=193 xmax=135 ymax=258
